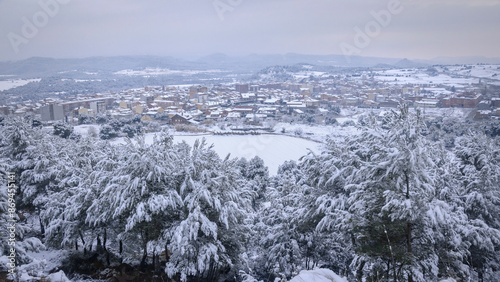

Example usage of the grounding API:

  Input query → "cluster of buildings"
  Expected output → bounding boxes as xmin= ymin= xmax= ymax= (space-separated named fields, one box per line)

xmin=1 ymin=74 xmax=499 ymax=124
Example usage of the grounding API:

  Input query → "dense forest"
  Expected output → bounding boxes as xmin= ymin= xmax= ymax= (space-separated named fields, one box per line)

xmin=0 ymin=106 xmax=499 ymax=281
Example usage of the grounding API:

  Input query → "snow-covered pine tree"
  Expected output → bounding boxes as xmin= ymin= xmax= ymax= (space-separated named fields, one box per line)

xmin=0 ymin=116 xmax=39 ymax=161
xmin=240 ymin=156 xmax=270 ymax=210
xmin=52 ymin=121 xmax=74 ymax=139
xmin=307 ymin=105 xmax=471 ymax=281
xmin=426 ymin=142 xmax=471 ymax=280
xmin=349 ymin=106 xmax=446 ymax=281
xmin=42 ymin=137 xmax=112 ymax=252
xmin=0 ymin=117 xmax=73 ymax=238
xmin=454 ymin=133 xmax=500 ymax=280
xmin=166 ymin=139 xmax=254 ymax=282
xmin=253 ymin=161 xmax=305 ymax=280
xmin=15 ymin=133 xmax=74 ymax=239
xmin=87 ymin=132 xmax=182 ymax=266
xmin=300 ymin=137 xmax=357 ymax=279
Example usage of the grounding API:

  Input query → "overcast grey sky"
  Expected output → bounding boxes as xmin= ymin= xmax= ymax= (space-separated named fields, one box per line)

xmin=1 ymin=0 xmax=499 ymax=62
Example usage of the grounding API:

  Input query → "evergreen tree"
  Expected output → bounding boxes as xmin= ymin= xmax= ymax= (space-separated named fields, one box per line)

xmin=53 ymin=121 xmax=74 ymax=139
xmin=253 ymin=161 xmax=307 ymax=280
xmin=455 ymin=133 xmax=500 ymax=280
xmin=87 ymin=133 xmax=182 ymax=265
xmin=306 ymin=106 xmax=472 ymax=281
xmin=166 ymin=139 xmax=254 ymax=282
xmin=42 ymin=137 xmax=110 ymax=252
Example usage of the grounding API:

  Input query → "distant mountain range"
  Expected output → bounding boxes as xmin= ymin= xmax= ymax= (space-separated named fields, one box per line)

xmin=1 ymin=54 xmax=499 ymax=79
xmin=422 ymin=56 xmax=500 ymax=65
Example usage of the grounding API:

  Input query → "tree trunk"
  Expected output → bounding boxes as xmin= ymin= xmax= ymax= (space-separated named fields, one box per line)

xmin=152 ymin=250 xmax=156 ymax=272
xmin=103 ymin=229 xmax=107 ymax=251
xmin=141 ymin=250 xmax=148 ymax=271
xmin=140 ymin=229 xmax=148 ymax=271
xmin=386 ymin=260 xmax=390 ymax=281
xmin=406 ymin=222 xmax=412 ymax=253
xmin=165 ymin=242 xmax=171 ymax=262
xmin=39 ymin=215 xmax=45 ymax=238
xmin=119 ymin=240 xmax=123 ymax=264
xmin=79 ymin=231 xmax=87 ymax=254
xmin=155 ymin=253 xmax=160 ymax=272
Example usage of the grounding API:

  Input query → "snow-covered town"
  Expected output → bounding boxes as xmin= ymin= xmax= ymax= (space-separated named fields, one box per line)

xmin=2 ymin=64 xmax=500 ymax=125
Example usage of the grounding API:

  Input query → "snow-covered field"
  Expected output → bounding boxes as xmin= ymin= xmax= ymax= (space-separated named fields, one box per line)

xmin=170 ymin=134 xmax=323 ymax=175
xmin=370 ymin=65 xmax=500 ymax=86
xmin=73 ymin=125 xmax=100 ymax=135
xmin=112 ymin=133 xmax=323 ymax=175
xmin=293 ymin=70 xmax=328 ymax=79
xmin=0 ymin=78 xmax=41 ymax=91
xmin=447 ymin=64 xmax=500 ymax=81
xmin=289 ymin=268 xmax=347 ymax=282
xmin=373 ymin=69 xmax=477 ymax=86
xmin=114 ymin=68 xmax=226 ymax=76
xmin=274 ymin=122 xmax=360 ymax=142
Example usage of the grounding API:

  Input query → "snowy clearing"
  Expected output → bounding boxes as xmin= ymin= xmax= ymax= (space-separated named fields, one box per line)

xmin=0 ymin=78 xmax=41 ymax=91
xmin=112 ymin=133 xmax=323 ymax=175
xmin=73 ymin=124 xmax=100 ymax=135
xmin=172 ymin=134 xmax=323 ymax=175
xmin=114 ymin=68 xmax=225 ymax=76
xmin=289 ymin=268 xmax=348 ymax=282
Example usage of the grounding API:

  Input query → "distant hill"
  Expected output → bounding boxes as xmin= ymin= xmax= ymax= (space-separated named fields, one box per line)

xmin=394 ymin=58 xmax=427 ymax=68
xmin=0 ymin=54 xmax=427 ymax=78
xmin=0 ymin=56 xmax=189 ymax=78
xmin=418 ymin=56 xmax=500 ymax=65
xmin=3 ymin=54 xmax=498 ymax=79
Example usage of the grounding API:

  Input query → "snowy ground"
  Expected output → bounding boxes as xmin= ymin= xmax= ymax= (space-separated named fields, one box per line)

xmin=26 ymin=249 xmax=68 ymax=273
xmin=73 ymin=125 xmax=100 ymax=136
xmin=289 ymin=268 xmax=348 ymax=282
xmin=172 ymin=134 xmax=323 ymax=175
xmin=0 ymin=78 xmax=41 ymax=91
xmin=274 ymin=122 xmax=360 ymax=142
xmin=112 ymin=133 xmax=323 ymax=175
xmin=114 ymin=68 xmax=226 ymax=76
xmin=112 ymin=133 xmax=324 ymax=175
xmin=371 ymin=68 xmax=479 ymax=87
xmin=1 ymin=249 xmax=70 ymax=282
xmin=447 ymin=64 xmax=500 ymax=85
xmin=370 ymin=65 xmax=500 ymax=86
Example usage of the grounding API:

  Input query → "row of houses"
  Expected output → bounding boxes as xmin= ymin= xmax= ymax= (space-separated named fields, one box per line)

xmin=2 ymin=72 xmax=496 ymax=123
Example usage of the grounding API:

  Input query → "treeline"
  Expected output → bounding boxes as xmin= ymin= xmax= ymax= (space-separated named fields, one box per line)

xmin=0 ymin=106 xmax=499 ymax=281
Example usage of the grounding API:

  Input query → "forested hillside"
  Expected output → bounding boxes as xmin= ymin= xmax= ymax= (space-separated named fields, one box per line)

xmin=0 ymin=107 xmax=499 ymax=281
